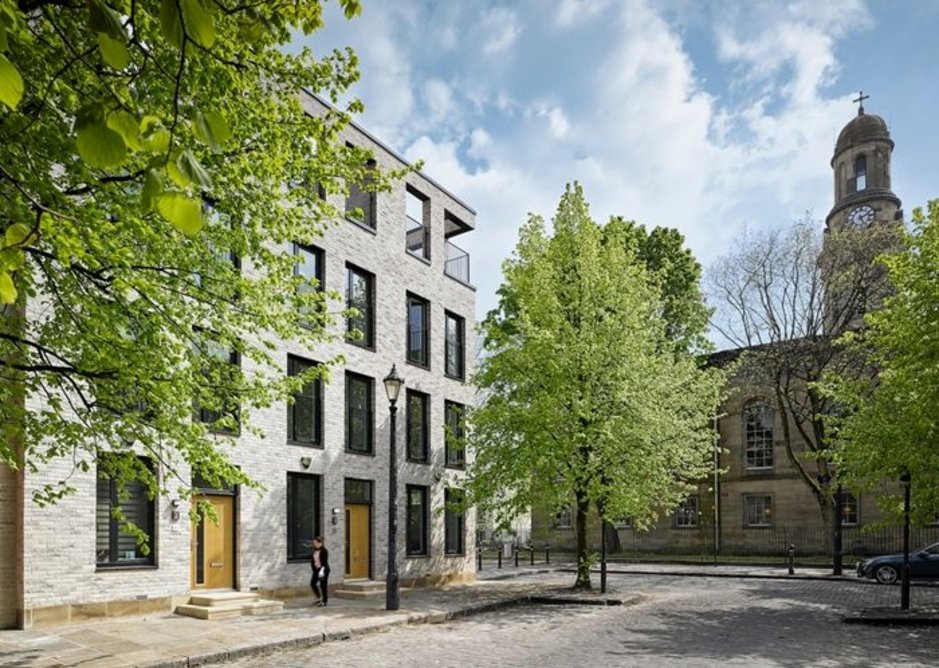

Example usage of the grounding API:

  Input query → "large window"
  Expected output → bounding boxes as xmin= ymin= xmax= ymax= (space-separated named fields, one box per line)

xmin=407 ymin=294 xmax=430 ymax=367
xmin=839 ymin=490 xmax=859 ymax=526
xmin=346 ymin=264 xmax=375 ymax=348
xmin=287 ymin=473 xmax=321 ymax=561
xmin=345 ymin=155 xmax=376 ymax=229
xmin=405 ymin=187 xmax=430 ymax=260
xmin=744 ymin=494 xmax=773 ymax=528
xmin=444 ymin=311 xmax=465 ymax=380
xmin=195 ymin=336 xmax=240 ymax=434
xmin=406 ymin=390 xmax=430 ymax=463
xmin=673 ymin=495 xmax=699 ymax=528
xmin=444 ymin=489 xmax=465 ymax=555
xmin=294 ymin=243 xmax=323 ymax=328
xmin=555 ymin=506 xmax=572 ymax=529
xmin=96 ymin=457 xmax=155 ymax=566
xmin=287 ymin=355 xmax=323 ymax=447
xmin=406 ymin=485 xmax=429 ymax=556
xmin=743 ymin=399 xmax=774 ymax=470
xmin=444 ymin=401 xmax=465 ymax=469
xmin=345 ymin=372 xmax=373 ymax=454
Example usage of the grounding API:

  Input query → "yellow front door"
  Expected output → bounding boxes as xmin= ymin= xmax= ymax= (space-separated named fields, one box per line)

xmin=191 ymin=495 xmax=235 ymax=589
xmin=345 ymin=504 xmax=370 ymax=579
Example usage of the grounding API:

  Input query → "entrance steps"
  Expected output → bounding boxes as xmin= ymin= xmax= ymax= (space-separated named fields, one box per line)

xmin=333 ymin=579 xmax=414 ymax=599
xmin=176 ymin=591 xmax=284 ymax=620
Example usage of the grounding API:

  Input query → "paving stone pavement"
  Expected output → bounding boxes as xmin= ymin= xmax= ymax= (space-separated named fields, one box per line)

xmin=222 ymin=575 xmax=939 ymax=668
xmin=1 ymin=568 xmax=937 ymax=668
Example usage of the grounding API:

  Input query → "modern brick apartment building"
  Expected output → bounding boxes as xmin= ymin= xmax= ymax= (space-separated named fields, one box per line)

xmin=0 ymin=92 xmax=476 ymax=629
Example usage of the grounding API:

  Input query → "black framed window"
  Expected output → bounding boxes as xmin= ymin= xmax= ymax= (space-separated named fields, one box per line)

xmin=294 ymin=243 xmax=324 ymax=328
xmin=444 ymin=489 xmax=465 ymax=555
xmin=673 ymin=495 xmax=699 ymax=528
xmin=195 ymin=336 xmax=241 ymax=434
xmin=287 ymin=473 xmax=321 ymax=561
xmin=407 ymin=294 xmax=430 ymax=367
xmin=345 ymin=155 xmax=376 ymax=229
xmin=444 ymin=311 xmax=465 ymax=380
xmin=406 ymin=390 xmax=430 ymax=463
xmin=444 ymin=401 xmax=465 ymax=469
xmin=345 ymin=372 xmax=374 ymax=454
xmin=406 ymin=485 xmax=429 ymax=556
xmin=346 ymin=264 xmax=375 ymax=348
xmin=854 ymin=154 xmax=867 ymax=191
xmin=287 ymin=355 xmax=323 ymax=447
xmin=96 ymin=457 xmax=155 ymax=566
xmin=555 ymin=506 xmax=572 ymax=529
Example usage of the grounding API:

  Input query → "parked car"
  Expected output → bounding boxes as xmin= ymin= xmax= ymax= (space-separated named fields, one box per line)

xmin=857 ymin=542 xmax=939 ymax=583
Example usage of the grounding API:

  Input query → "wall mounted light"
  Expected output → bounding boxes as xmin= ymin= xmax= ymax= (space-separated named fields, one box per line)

xmin=332 ymin=507 xmax=341 ymax=525
xmin=300 ymin=456 xmax=312 ymax=469
xmin=170 ymin=498 xmax=181 ymax=522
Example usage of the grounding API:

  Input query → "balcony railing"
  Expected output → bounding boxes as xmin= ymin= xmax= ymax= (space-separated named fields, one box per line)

xmin=406 ymin=215 xmax=430 ymax=260
xmin=445 ymin=240 xmax=470 ymax=285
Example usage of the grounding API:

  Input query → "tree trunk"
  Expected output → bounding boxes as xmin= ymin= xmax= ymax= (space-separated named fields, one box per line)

xmin=573 ymin=491 xmax=591 ymax=590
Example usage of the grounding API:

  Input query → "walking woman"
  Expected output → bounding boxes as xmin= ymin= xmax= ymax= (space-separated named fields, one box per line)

xmin=310 ymin=536 xmax=330 ymax=606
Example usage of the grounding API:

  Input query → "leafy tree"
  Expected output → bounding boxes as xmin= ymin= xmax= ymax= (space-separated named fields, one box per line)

xmin=707 ymin=216 xmax=901 ymax=541
xmin=469 ymin=184 xmax=724 ymax=589
xmin=0 ymin=0 xmax=399 ymax=529
xmin=825 ymin=201 xmax=939 ymax=523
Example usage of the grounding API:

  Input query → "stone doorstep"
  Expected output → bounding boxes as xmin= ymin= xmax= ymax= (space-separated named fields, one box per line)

xmin=333 ymin=579 xmax=414 ymax=599
xmin=175 ymin=591 xmax=284 ymax=621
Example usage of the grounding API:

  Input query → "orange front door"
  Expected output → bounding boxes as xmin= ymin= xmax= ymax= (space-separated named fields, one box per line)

xmin=191 ymin=495 xmax=235 ymax=589
xmin=345 ymin=504 xmax=370 ymax=578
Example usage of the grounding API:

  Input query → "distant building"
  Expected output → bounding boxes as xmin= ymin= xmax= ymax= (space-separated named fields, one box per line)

xmin=0 ymin=92 xmax=477 ymax=629
xmin=533 ymin=106 xmax=937 ymax=558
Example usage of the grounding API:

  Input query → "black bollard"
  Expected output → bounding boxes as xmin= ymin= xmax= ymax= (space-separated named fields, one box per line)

xmin=787 ymin=543 xmax=795 ymax=575
xmin=498 ymin=550 xmax=503 ymax=569
xmin=477 ymin=547 xmax=483 ymax=571
xmin=530 ymin=545 xmax=535 ymax=566
xmin=514 ymin=548 xmax=519 ymax=567
xmin=545 ymin=545 xmax=550 ymax=565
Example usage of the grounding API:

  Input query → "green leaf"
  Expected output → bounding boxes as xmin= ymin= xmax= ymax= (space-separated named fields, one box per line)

xmin=0 ymin=270 xmax=16 ymax=304
xmin=159 ymin=0 xmax=183 ymax=49
xmin=5 ymin=222 xmax=32 ymax=247
xmin=106 ymin=109 xmax=141 ymax=150
xmin=0 ymin=248 xmax=24 ymax=272
xmin=176 ymin=150 xmax=213 ymax=190
xmin=0 ymin=53 xmax=23 ymax=110
xmin=140 ymin=116 xmax=171 ymax=153
xmin=191 ymin=110 xmax=231 ymax=151
xmin=156 ymin=192 xmax=204 ymax=236
xmin=0 ymin=28 xmax=8 ymax=53
xmin=340 ymin=0 xmax=362 ymax=19
xmin=181 ymin=0 xmax=215 ymax=48
xmin=165 ymin=149 xmax=189 ymax=188
xmin=141 ymin=168 xmax=162 ymax=211
xmin=160 ymin=0 xmax=215 ymax=49
xmin=87 ymin=0 xmax=126 ymax=41
xmin=76 ymin=121 xmax=127 ymax=168
xmin=98 ymin=33 xmax=129 ymax=69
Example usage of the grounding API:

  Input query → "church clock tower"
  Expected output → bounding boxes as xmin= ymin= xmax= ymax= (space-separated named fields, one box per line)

xmin=825 ymin=94 xmax=902 ymax=233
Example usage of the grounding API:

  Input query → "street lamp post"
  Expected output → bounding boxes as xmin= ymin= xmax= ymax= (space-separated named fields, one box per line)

xmin=900 ymin=469 xmax=911 ymax=611
xmin=383 ymin=364 xmax=405 ymax=611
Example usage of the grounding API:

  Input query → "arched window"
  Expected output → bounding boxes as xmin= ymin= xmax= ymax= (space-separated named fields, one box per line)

xmin=743 ymin=399 xmax=774 ymax=470
xmin=855 ymin=154 xmax=867 ymax=191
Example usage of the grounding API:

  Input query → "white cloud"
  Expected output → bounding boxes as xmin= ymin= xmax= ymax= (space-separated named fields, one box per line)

xmin=480 ymin=7 xmax=522 ymax=55
xmin=423 ymin=78 xmax=456 ymax=124
xmin=555 ymin=0 xmax=613 ymax=28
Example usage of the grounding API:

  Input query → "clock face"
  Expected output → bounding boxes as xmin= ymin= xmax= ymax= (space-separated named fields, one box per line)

xmin=848 ymin=205 xmax=875 ymax=227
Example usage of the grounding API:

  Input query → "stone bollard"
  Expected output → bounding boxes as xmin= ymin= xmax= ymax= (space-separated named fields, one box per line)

xmin=787 ymin=543 xmax=795 ymax=575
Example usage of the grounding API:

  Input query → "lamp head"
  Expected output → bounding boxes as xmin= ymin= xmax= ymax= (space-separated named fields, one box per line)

xmin=383 ymin=363 xmax=405 ymax=403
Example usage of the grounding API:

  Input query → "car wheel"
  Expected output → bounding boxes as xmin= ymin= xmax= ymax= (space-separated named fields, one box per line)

xmin=874 ymin=565 xmax=899 ymax=584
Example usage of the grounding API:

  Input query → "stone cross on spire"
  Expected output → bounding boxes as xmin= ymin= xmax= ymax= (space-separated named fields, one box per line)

xmin=853 ymin=90 xmax=870 ymax=115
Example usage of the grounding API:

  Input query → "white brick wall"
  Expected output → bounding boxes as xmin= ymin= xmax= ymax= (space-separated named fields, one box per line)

xmin=15 ymin=92 xmax=477 ymax=614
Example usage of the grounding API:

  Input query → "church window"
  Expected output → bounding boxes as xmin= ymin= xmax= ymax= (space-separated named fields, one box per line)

xmin=743 ymin=399 xmax=774 ymax=470
xmin=673 ymin=495 xmax=699 ymax=528
xmin=855 ymin=155 xmax=867 ymax=191
xmin=744 ymin=494 xmax=773 ymax=527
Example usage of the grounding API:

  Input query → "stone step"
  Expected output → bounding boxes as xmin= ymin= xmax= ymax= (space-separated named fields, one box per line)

xmin=188 ymin=591 xmax=260 ymax=607
xmin=176 ymin=591 xmax=284 ymax=620
xmin=333 ymin=579 xmax=387 ymax=599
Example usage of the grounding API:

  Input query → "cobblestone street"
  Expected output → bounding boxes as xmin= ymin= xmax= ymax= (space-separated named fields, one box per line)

xmin=225 ymin=575 xmax=939 ymax=667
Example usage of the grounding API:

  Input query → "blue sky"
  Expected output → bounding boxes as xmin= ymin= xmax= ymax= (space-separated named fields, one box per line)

xmin=296 ymin=0 xmax=939 ymax=323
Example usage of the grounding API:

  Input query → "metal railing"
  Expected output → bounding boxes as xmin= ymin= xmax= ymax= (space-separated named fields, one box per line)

xmin=445 ymin=240 xmax=470 ymax=284
xmin=406 ymin=216 xmax=429 ymax=260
